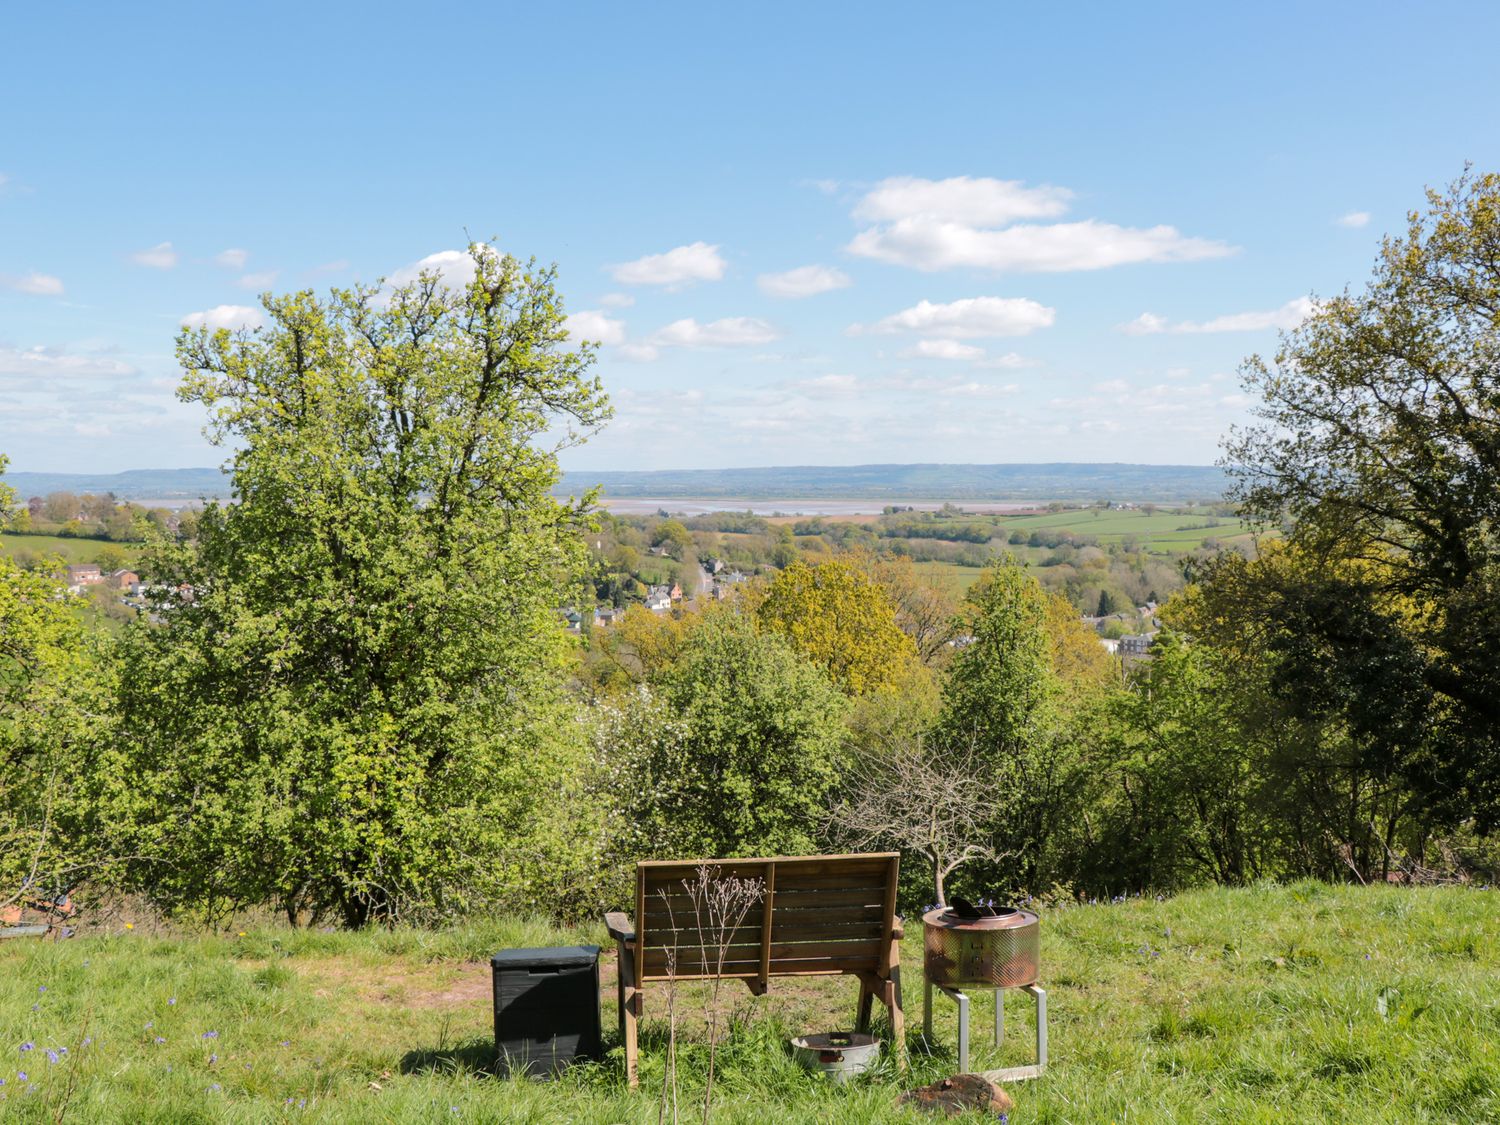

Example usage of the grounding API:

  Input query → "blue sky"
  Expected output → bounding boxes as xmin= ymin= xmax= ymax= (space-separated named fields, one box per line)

xmin=3 ymin=1 xmax=1498 ymax=473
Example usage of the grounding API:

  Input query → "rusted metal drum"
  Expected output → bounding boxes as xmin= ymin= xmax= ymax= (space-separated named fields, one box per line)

xmin=923 ymin=906 xmax=1040 ymax=988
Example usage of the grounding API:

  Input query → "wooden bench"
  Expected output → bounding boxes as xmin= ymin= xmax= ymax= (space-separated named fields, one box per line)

xmin=604 ymin=852 xmax=905 ymax=1086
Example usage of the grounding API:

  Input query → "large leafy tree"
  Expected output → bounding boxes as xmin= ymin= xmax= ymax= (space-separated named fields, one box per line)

xmin=757 ymin=558 xmax=918 ymax=695
xmin=1225 ymin=170 xmax=1500 ymax=822
xmin=0 ymin=457 xmax=116 ymax=913
xmin=597 ymin=612 xmax=848 ymax=860
xmin=114 ymin=245 xmax=610 ymax=925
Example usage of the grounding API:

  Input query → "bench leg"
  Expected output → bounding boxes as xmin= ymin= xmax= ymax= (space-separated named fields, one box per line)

xmin=617 ymin=942 xmax=641 ymax=1088
xmin=855 ymin=977 xmax=875 ymax=1033
xmin=882 ymin=965 xmax=906 ymax=1066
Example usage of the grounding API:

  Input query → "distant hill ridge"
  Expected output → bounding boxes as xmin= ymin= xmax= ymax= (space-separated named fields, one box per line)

xmin=4 ymin=462 xmax=1227 ymax=503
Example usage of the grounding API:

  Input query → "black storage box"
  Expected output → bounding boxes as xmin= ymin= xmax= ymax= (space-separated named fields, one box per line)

xmin=490 ymin=945 xmax=602 ymax=1076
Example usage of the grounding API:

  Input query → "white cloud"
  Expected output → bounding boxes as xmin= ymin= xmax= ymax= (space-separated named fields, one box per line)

xmin=617 ymin=343 xmax=661 ymax=362
xmin=809 ymin=179 xmax=840 ymax=195
xmin=610 ymin=241 xmax=726 ymax=287
xmin=565 ymin=309 xmax=628 ymax=346
xmin=854 ymin=175 xmax=1072 ymax=226
xmin=1119 ymin=312 xmax=1169 ymax=336
xmin=1 ymin=272 xmax=64 ymax=296
xmin=757 ymin=264 xmax=852 ymax=299
xmin=236 ymin=270 xmax=279 ymax=290
xmin=848 ymin=217 xmax=1234 ymax=273
xmin=787 ymin=373 xmax=862 ymax=396
xmin=973 ymin=352 xmax=1034 ymax=369
xmin=901 ymin=339 xmax=984 ymax=360
xmin=215 ymin=248 xmax=249 ymax=269
xmin=131 ymin=241 xmax=178 ymax=269
xmin=879 ymin=373 xmax=1019 ymax=398
xmin=0 ymin=345 xmax=137 ymax=378
xmin=1120 ymin=297 xmax=1315 ymax=335
xmin=1336 ymin=211 xmax=1371 ymax=228
xmin=853 ymin=296 xmax=1055 ymax=338
xmin=598 ymin=292 xmax=635 ymax=308
xmin=180 ymin=304 xmax=264 ymax=331
xmin=387 ymin=249 xmax=476 ymax=290
xmin=649 ymin=316 xmax=779 ymax=348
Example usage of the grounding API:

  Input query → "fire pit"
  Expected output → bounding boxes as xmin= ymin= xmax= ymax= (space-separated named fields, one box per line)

xmin=923 ymin=903 xmax=1040 ymax=989
xmin=921 ymin=900 xmax=1047 ymax=1080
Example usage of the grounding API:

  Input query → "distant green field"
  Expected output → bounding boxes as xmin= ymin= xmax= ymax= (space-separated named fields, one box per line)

xmin=993 ymin=509 xmax=1259 ymax=553
xmin=0 ymin=533 xmax=142 ymax=566
xmin=910 ymin=560 xmax=987 ymax=596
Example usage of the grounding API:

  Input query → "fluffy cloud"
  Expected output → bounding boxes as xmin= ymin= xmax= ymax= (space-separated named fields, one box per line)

xmin=236 ymin=270 xmax=279 ymax=290
xmin=900 ymin=339 xmax=984 ymax=360
xmin=617 ymin=343 xmax=661 ymax=362
xmin=0 ymin=345 xmax=137 ymax=378
xmin=849 ymin=218 xmax=1234 ymax=273
xmin=853 ymin=296 xmax=1055 ymax=338
xmin=598 ymin=292 xmax=635 ymax=308
xmin=386 ymin=249 xmax=476 ymax=290
xmin=215 ymin=248 xmax=249 ymax=268
xmin=1336 ymin=211 xmax=1371 ymax=228
xmin=1 ymin=272 xmax=64 ymax=296
xmin=757 ymin=264 xmax=852 ymax=299
xmin=878 ymin=373 xmax=1020 ymax=398
xmin=131 ymin=241 xmax=178 ymax=269
xmin=846 ymin=175 xmax=1234 ymax=274
xmin=1119 ymin=297 xmax=1315 ymax=335
xmin=649 ymin=316 xmax=779 ymax=348
xmin=854 ymin=175 xmax=1072 ymax=226
xmin=180 ymin=304 xmax=264 ymax=331
xmin=610 ymin=241 xmax=726 ymax=287
xmin=565 ymin=309 xmax=628 ymax=346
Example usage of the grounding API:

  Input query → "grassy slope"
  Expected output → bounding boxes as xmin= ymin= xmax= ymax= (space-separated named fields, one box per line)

xmin=0 ymin=533 xmax=142 ymax=566
xmin=2 ymin=883 xmax=1496 ymax=1123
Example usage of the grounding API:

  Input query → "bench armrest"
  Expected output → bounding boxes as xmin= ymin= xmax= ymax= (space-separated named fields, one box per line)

xmin=892 ymin=916 xmax=904 ymax=941
xmin=604 ymin=911 xmax=636 ymax=943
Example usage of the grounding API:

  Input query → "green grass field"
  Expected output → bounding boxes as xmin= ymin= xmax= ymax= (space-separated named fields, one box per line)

xmin=0 ymin=533 xmax=142 ymax=567
xmin=991 ymin=510 xmax=1260 ymax=554
xmin=3 ymin=882 xmax=1496 ymax=1122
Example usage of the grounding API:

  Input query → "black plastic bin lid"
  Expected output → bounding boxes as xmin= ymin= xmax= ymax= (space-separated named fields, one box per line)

xmin=490 ymin=945 xmax=600 ymax=969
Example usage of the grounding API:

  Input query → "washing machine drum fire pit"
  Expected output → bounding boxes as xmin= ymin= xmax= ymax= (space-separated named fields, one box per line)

xmin=922 ymin=903 xmax=1040 ymax=989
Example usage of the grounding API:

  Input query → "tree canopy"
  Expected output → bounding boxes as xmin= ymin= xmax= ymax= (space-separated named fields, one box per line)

xmin=113 ymin=245 xmax=610 ymax=925
xmin=1225 ymin=170 xmax=1500 ymax=822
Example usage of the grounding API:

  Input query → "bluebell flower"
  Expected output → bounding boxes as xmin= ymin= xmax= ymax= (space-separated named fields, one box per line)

xmin=20 ymin=1042 xmax=34 ymax=1053
xmin=17 ymin=1071 xmax=27 ymax=1082
xmin=46 ymin=1050 xmax=59 ymax=1064
xmin=208 ymin=1053 xmax=217 ymax=1065
xmin=154 ymin=1036 xmax=166 ymax=1044
xmin=168 ymin=997 xmax=176 ymax=1005
xmin=208 ymin=1083 xmax=221 ymax=1092
xmin=202 ymin=1031 xmax=219 ymax=1040
xmin=37 ymin=986 xmax=46 ymax=993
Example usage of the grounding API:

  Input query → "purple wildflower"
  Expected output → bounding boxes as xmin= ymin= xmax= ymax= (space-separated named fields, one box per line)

xmin=46 ymin=1050 xmax=59 ymax=1064
xmin=144 ymin=1022 xmax=153 ymax=1030
xmin=168 ymin=997 xmax=176 ymax=1005
xmin=20 ymin=1042 xmax=34 ymax=1052
xmin=81 ymin=1038 xmax=92 ymax=1047
xmin=209 ymin=1083 xmax=221 ymax=1092
xmin=208 ymin=1053 xmax=218 ymax=1065
xmin=202 ymin=1030 xmax=218 ymax=1040
xmin=154 ymin=1036 xmax=166 ymax=1044
xmin=17 ymin=1071 xmax=27 ymax=1082
xmin=37 ymin=986 xmax=46 ymax=993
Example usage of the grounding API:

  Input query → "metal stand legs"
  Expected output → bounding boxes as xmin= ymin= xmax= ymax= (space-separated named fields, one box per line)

xmin=923 ymin=980 xmax=1047 ymax=1079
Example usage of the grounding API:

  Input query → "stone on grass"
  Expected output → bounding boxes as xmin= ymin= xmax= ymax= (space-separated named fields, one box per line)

xmin=898 ymin=1073 xmax=1014 ymax=1117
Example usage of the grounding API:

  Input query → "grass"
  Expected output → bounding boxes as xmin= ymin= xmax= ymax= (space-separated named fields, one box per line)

xmin=2 ymin=882 xmax=1497 ymax=1122
xmin=0 ymin=532 xmax=142 ymax=566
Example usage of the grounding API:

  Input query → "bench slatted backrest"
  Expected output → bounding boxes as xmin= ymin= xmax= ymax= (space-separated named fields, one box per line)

xmin=635 ymin=853 xmax=900 ymax=986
